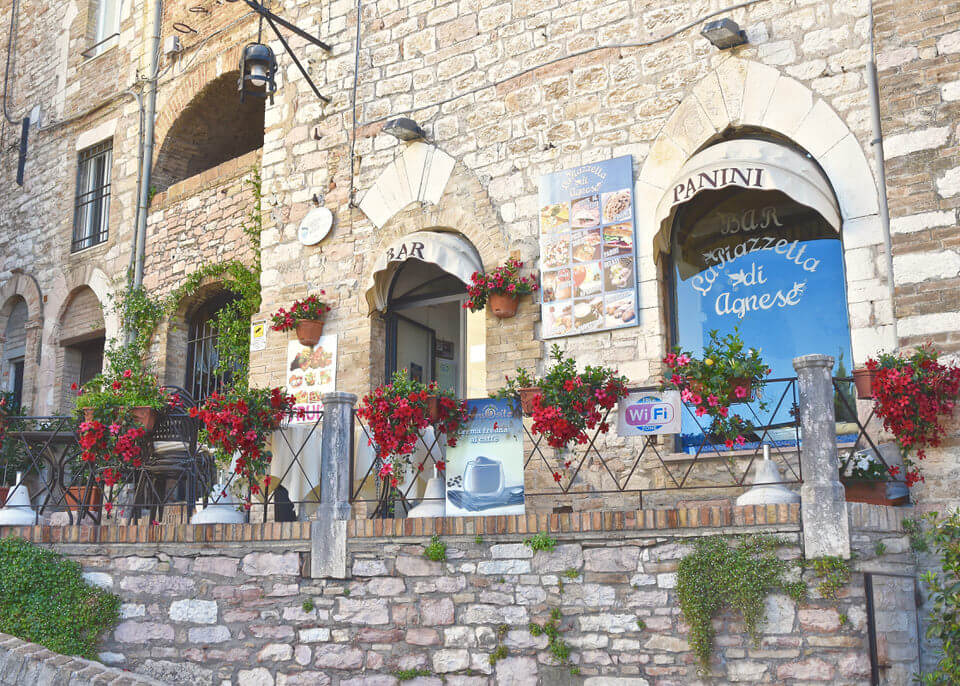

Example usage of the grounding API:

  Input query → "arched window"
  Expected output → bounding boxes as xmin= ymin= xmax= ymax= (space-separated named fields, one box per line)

xmin=185 ymin=293 xmax=240 ymax=403
xmin=2 ymin=298 xmax=28 ymax=410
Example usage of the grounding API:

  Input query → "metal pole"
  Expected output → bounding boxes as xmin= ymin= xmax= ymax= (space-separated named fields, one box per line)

xmin=133 ymin=0 xmax=162 ymax=289
xmin=864 ymin=573 xmax=881 ymax=686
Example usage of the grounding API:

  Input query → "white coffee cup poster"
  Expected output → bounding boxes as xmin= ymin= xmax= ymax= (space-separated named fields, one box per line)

xmin=445 ymin=398 xmax=525 ymax=517
xmin=537 ymin=155 xmax=639 ymax=338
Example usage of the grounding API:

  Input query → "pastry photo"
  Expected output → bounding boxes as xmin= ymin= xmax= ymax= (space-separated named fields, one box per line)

xmin=603 ymin=256 xmax=634 ymax=291
xmin=546 ymin=302 xmax=573 ymax=337
xmin=604 ymin=291 xmax=636 ymax=327
xmin=572 ymin=229 xmax=602 ymax=263
xmin=573 ymin=297 xmax=603 ymax=331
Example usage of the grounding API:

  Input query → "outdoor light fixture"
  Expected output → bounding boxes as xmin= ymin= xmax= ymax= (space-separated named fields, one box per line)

xmin=701 ymin=18 xmax=748 ymax=50
xmin=238 ymin=43 xmax=278 ymax=104
xmin=383 ymin=117 xmax=427 ymax=142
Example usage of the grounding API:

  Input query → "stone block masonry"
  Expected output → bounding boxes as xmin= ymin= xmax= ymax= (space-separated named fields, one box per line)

xmin=0 ymin=504 xmax=920 ymax=684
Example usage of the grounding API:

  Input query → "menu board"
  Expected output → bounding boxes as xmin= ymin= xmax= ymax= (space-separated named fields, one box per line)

xmin=284 ymin=335 xmax=337 ymax=424
xmin=538 ymin=156 xmax=639 ymax=338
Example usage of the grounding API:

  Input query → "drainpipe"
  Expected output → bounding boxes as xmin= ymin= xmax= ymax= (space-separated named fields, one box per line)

xmin=132 ymin=0 xmax=162 ymax=290
xmin=867 ymin=0 xmax=898 ymax=343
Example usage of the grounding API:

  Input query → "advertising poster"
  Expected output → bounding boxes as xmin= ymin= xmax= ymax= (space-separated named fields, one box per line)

xmin=538 ymin=155 xmax=639 ymax=338
xmin=284 ymin=335 xmax=337 ymax=423
xmin=445 ymin=398 xmax=525 ymax=517
xmin=617 ymin=391 xmax=682 ymax=436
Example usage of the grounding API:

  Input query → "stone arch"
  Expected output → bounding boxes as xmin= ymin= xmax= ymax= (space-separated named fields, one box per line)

xmin=0 ymin=270 xmax=44 ymax=409
xmin=635 ymin=56 xmax=894 ymax=365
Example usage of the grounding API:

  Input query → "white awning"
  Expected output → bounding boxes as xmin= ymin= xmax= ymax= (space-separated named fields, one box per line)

xmin=652 ymin=139 xmax=841 ymax=260
xmin=364 ymin=230 xmax=483 ymax=314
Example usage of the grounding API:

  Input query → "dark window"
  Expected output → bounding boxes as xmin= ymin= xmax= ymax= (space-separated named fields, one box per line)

xmin=186 ymin=294 xmax=239 ymax=403
xmin=10 ymin=358 xmax=23 ymax=411
xmin=77 ymin=338 xmax=105 ymax=387
xmin=72 ymin=140 xmax=112 ymax=252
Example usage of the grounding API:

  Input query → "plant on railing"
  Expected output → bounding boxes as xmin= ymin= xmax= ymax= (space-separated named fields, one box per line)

xmin=357 ymin=370 xmax=468 ymax=481
xmin=190 ymin=386 xmax=298 ymax=507
xmin=0 ymin=393 xmax=32 ymax=486
xmin=661 ymin=327 xmax=770 ymax=449
xmin=464 ymin=258 xmax=538 ymax=318
xmin=510 ymin=344 xmax=627 ymax=453
xmin=0 ymin=537 xmax=120 ymax=658
xmin=676 ymin=535 xmax=805 ymax=673
xmin=865 ymin=345 xmax=960 ymax=487
xmin=270 ymin=292 xmax=333 ymax=347
xmin=916 ymin=510 xmax=960 ymax=685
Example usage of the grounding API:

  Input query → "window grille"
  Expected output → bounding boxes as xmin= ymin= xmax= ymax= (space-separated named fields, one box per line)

xmin=186 ymin=294 xmax=240 ymax=403
xmin=72 ymin=140 xmax=112 ymax=252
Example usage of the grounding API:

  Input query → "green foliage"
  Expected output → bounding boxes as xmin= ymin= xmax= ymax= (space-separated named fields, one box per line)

xmin=676 ymin=535 xmax=805 ymax=673
xmin=490 ymin=367 xmax=535 ymax=401
xmin=808 ymin=556 xmax=851 ymax=600
xmin=474 ymin=535 xmax=484 ymax=545
xmin=904 ymin=517 xmax=929 ymax=553
xmin=838 ymin=612 xmax=848 ymax=626
xmin=342 ymin=587 xmax=351 ymax=597
xmin=424 ymin=535 xmax=447 ymax=562
xmin=0 ymin=537 xmax=120 ymax=658
xmin=562 ymin=567 xmax=580 ymax=579
xmin=394 ymin=668 xmax=432 ymax=680
xmin=529 ymin=607 xmax=573 ymax=673
xmin=488 ymin=644 xmax=508 ymax=665
xmin=524 ymin=532 xmax=557 ymax=552
xmin=918 ymin=510 xmax=960 ymax=685
xmin=874 ymin=541 xmax=887 ymax=556
xmin=636 ymin=618 xmax=646 ymax=630
xmin=302 ymin=597 xmax=314 ymax=613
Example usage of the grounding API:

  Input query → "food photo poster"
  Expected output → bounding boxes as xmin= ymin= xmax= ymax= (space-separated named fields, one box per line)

xmin=284 ymin=335 xmax=337 ymax=423
xmin=538 ymin=156 xmax=639 ymax=338
xmin=445 ymin=398 xmax=525 ymax=517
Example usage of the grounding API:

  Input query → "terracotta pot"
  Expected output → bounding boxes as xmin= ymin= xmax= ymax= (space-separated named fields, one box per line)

xmin=0 ymin=487 xmax=7 ymax=507
xmin=841 ymin=479 xmax=905 ymax=506
xmin=131 ymin=406 xmax=158 ymax=433
xmin=726 ymin=377 xmax=753 ymax=403
xmin=82 ymin=407 xmax=95 ymax=423
xmin=852 ymin=367 xmax=877 ymax=400
xmin=488 ymin=293 xmax=519 ymax=319
xmin=64 ymin=486 xmax=102 ymax=514
xmin=426 ymin=395 xmax=441 ymax=422
xmin=518 ymin=387 xmax=541 ymax=416
xmin=295 ymin=319 xmax=325 ymax=347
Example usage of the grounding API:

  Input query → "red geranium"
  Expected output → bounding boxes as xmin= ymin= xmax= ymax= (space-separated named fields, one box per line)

xmin=464 ymin=258 xmax=538 ymax=312
xmin=270 ymin=293 xmax=332 ymax=333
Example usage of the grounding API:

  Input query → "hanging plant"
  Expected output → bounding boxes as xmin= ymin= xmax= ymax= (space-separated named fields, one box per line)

xmin=190 ymin=386 xmax=298 ymax=508
xmin=464 ymin=258 xmax=538 ymax=318
xmin=356 ymin=371 xmax=469 ymax=484
xmin=865 ymin=345 xmax=960 ymax=487
xmin=661 ymin=328 xmax=770 ymax=449
xmin=270 ymin=292 xmax=333 ymax=347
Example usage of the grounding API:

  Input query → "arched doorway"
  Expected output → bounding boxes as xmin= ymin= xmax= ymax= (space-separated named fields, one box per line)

xmin=366 ymin=231 xmax=487 ymax=397
xmin=2 ymin=297 xmax=28 ymax=410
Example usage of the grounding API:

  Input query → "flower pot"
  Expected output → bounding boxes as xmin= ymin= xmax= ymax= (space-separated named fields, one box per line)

xmin=131 ymin=406 xmax=158 ymax=433
xmin=841 ymin=479 xmax=901 ymax=506
xmin=518 ymin=387 xmax=541 ymax=416
xmin=852 ymin=367 xmax=877 ymax=400
xmin=82 ymin=407 xmax=95 ymax=423
xmin=426 ymin=395 xmax=441 ymax=422
xmin=0 ymin=487 xmax=7 ymax=506
xmin=64 ymin=486 xmax=102 ymax=514
xmin=295 ymin=319 xmax=325 ymax=347
xmin=726 ymin=378 xmax=753 ymax=403
xmin=488 ymin=293 xmax=519 ymax=319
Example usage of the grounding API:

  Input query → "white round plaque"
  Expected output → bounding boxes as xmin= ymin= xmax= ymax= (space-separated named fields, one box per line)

xmin=298 ymin=206 xmax=333 ymax=246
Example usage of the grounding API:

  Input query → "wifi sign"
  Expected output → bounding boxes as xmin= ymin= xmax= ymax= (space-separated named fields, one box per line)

xmin=617 ymin=392 xmax=681 ymax=436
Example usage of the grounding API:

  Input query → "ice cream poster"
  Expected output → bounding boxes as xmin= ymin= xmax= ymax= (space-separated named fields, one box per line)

xmin=445 ymin=398 xmax=525 ymax=517
xmin=538 ymin=155 xmax=639 ymax=338
xmin=284 ymin=335 xmax=337 ymax=424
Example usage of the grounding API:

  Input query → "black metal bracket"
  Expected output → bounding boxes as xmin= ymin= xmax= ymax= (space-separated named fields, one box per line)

xmin=236 ymin=0 xmax=332 ymax=104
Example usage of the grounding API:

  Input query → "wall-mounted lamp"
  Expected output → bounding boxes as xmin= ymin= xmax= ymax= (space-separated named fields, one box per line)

xmin=238 ymin=43 xmax=278 ymax=104
xmin=383 ymin=117 xmax=427 ymax=142
xmin=701 ymin=18 xmax=747 ymax=50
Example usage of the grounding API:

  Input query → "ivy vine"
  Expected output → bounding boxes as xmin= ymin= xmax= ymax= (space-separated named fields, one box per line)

xmin=807 ymin=556 xmax=851 ymax=600
xmin=676 ymin=535 xmax=806 ymax=673
xmin=917 ymin=510 xmax=960 ymax=685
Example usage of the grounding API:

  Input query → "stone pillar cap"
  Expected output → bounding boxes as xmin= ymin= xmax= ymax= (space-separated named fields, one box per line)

xmin=792 ymin=354 xmax=835 ymax=371
xmin=321 ymin=391 xmax=358 ymax=404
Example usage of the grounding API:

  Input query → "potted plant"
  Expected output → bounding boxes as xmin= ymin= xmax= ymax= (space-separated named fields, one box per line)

xmin=865 ymin=345 xmax=960 ymax=487
xmin=76 ymin=364 xmax=166 ymax=432
xmin=464 ymin=258 xmax=538 ymax=319
xmin=191 ymin=385 xmax=299 ymax=509
xmin=851 ymin=365 xmax=878 ymax=399
xmin=270 ymin=293 xmax=333 ymax=347
xmin=492 ymin=368 xmax=539 ymax=415
xmin=74 ymin=414 xmax=151 ymax=517
xmin=839 ymin=450 xmax=894 ymax=505
xmin=661 ymin=328 xmax=770 ymax=449
xmin=356 ymin=371 xmax=469 ymax=481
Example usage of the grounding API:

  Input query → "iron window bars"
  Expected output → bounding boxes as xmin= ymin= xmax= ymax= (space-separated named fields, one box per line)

xmin=185 ymin=294 xmax=240 ymax=404
xmin=71 ymin=140 xmax=112 ymax=252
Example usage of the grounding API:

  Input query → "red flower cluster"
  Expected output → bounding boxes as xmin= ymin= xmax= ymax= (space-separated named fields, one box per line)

xmin=357 ymin=373 xmax=468 ymax=462
xmin=191 ymin=387 xmax=297 ymax=490
xmin=867 ymin=345 xmax=960 ymax=487
xmin=530 ymin=378 xmax=624 ymax=449
xmin=270 ymin=293 xmax=332 ymax=332
xmin=464 ymin=258 xmax=538 ymax=312
xmin=77 ymin=417 xmax=147 ymax=497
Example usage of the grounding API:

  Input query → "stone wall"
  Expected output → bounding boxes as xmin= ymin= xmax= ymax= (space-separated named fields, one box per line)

xmin=0 ymin=632 xmax=165 ymax=686
xmin=0 ymin=504 xmax=920 ymax=685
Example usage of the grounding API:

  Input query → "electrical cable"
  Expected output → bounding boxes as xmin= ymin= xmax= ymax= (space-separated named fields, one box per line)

xmin=347 ymin=0 xmax=361 ymax=206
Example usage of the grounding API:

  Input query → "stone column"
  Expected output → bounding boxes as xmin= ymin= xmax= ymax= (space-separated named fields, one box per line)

xmin=311 ymin=391 xmax=357 ymax=578
xmin=793 ymin=354 xmax=850 ymax=559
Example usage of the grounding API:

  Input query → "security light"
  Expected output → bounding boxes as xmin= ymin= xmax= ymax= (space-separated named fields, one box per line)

xmin=701 ymin=18 xmax=748 ymax=50
xmin=383 ymin=117 xmax=427 ymax=142
xmin=238 ymin=43 xmax=278 ymax=104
